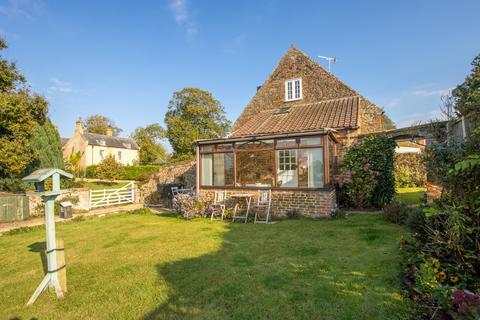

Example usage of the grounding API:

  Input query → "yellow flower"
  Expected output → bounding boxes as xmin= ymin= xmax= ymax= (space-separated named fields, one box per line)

xmin=437 ymin=271 xmax=447 ymax=281
xmin=450 ymin=276 xmax=459 ymax=284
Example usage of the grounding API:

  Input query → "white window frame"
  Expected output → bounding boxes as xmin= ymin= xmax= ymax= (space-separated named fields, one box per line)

xmin=285 ymin=78 xmax=302 ymax=101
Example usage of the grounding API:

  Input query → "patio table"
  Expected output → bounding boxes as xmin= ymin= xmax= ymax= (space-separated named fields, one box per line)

xmin=231 ymin=194 xmax=254 ymax=223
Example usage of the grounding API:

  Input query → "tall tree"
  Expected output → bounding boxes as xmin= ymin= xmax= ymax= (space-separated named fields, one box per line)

xmin=83 ymin=114 xmax=122 ymax=136
xmin=132 ymin=123 xmax=168 ymax=164
xmin=0 ymin=37 xmax=49 ymax=191
xmin=0 ymin=37 xmax=26 ymax=93
xmin=452 ymin=53 xmax=480 ymax=136
xmin=30 ymin=118 xmax=65 ymax=170
xmin=165 ymin=88 xmax=231 ymax=159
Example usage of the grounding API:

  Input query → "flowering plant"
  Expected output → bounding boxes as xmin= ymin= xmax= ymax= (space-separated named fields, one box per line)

xmin=452 ymin=290 xmax=480 ymax=320
xmin=172 ymin=193 xmax=208 ymax=219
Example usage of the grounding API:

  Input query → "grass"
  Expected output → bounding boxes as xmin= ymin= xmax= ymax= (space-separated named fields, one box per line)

xmin=395 ymin=187 xmax=426 ymax=205
xmin=0 ymin=212 xmax=413 ymax=319
xmin=80 ymin=181 xmax=130 ymax=190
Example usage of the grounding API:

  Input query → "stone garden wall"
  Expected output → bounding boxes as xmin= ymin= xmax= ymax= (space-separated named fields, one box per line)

xmin=137 ymin=161 xmax=196 ymax=205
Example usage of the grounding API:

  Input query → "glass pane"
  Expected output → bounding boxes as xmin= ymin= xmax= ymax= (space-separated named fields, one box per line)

xmin=298 ymin=148 xmax=324 ymax=188
xmin=276 ymin=139 xmax=297 ymax=148
xmin=201 ymin=154 xmax=212 ymax=186
xmin=225 ymin=153 xmax=234 ymax=185
xmin=276 ymin=149 xmax=298 ymax=187
xmin=201 ymin=145 xmax=214 ymax=152
xmin=236 ymin=140 xmax=273 ymax=150
xmin=213 ymin=154 xmax=224 ymax=186
xmin=236 ymin=150 xmax=274 ymax=187
xmin=216 ymin=143 xmax=232 ymax=151
xmin=300 ymin=137 xmax=322 ymax=146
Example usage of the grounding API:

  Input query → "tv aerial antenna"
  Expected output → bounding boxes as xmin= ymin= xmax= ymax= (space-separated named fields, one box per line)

xmin=317 ymin=55 xmax=337 ymax=72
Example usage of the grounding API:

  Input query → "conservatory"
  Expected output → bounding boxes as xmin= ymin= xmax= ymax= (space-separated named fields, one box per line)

xmin=195 ymin=130 xmax=338 ymax=217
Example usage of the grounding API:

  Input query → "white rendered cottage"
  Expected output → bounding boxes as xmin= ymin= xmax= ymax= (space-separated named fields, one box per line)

xmin=62 ymin=119 xmax=139 ymax=168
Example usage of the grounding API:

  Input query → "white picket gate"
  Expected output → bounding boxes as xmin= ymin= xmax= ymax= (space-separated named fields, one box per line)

xmin=89 ymin=182 xmax=134 ymax=209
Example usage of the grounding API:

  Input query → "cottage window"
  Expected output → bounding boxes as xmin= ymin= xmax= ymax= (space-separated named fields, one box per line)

xmin=99 ymin=149 xmax=105 ymax=160
xmin=285 ymin=78 xmax=302 ymax=101
xmin=117 ymin=151 xmax=122 ymax=161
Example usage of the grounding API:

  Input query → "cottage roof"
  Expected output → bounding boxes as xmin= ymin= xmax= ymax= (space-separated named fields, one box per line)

xmin=82 ymin=133 xmax=139 ymax=150
xmin=231 ymin=96 xmax=359 ymax=138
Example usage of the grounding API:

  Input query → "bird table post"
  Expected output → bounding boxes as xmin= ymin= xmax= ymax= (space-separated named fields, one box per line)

xmin=22 ymin=168 xmax=74 ymax=306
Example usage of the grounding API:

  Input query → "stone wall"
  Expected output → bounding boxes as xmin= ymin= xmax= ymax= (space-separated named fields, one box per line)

xmin=29 ymin=187 xmax=90 ymax=215
xmin=198 ymin=188 xmax=336 ymax=218
xmin=137 ymin=161 xmax=196 ymax=205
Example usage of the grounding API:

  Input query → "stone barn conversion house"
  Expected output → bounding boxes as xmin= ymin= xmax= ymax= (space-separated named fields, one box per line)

xmin=195 ymin=46 xmax=388 ymax=217
xmin=62 ymin=119 xmax=139 ymax=169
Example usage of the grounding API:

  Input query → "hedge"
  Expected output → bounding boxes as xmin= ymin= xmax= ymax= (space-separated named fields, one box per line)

xmin=394 ymin=153 xmax=426 ymax=188
xmin=86 ymin=165 xmax=160 ymax=181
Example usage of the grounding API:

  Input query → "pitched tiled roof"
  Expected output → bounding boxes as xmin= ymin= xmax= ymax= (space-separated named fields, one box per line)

xmin=82 ymin=133 xmax=139 ymax=150
xmin=231 ymin=96 xmax=359 ymax=138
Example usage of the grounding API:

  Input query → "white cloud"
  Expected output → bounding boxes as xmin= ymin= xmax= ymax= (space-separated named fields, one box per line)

xmin=48 ymin=77 xmax=75 ymax=93
xmin=169 ymin=0 xmax=197 ymax=36
xmin=0 ymin=0 xmax=45 ymax=19
xmin=411 ymin=87 xmax=454 ymax=97
xmin=396 ymin=110 xmax=445 ymax=128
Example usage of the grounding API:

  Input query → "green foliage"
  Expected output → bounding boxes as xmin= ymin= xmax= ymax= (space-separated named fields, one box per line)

xmin=86 ymin=164 xmax=159 ymax=181
xmin=65 ymin=150 xmax=84 ymax=177
xmin=165 ymin=88 xmax=231 ymax=158
xmin=95 ymin=155 xmax=125 ymax=181
xmin=0 ymin=38 xmax=49 ymax=190
xmin=0 ymin=37 xmax=26 ymax=93
xmin=394 ymin=153 xmax=426 ymax=188
xmin=83 ymin=114 xmax=122 ymax=136
xmin=131 ymin=123 xmax=167 ymax=164
xmin=0 ymin=177 xmax=28 ymax=192
xmin=127 ymin=208 xmax=153 ymax=215
xmin=123 ymin=165 xmax=160 ymax=181
xmin=452 ymin=53 xmax=480 ymax=137
xmin=30 ymin=118 xmax=64 ymax=170
xmin=382 ymin=202 xmax=409 ymax=224
xmin=338 ymin=135 xmax=396 ymax=208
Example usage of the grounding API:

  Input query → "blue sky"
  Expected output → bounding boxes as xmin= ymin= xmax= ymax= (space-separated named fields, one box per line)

xmin=1 ymin=0 xmax=479 ymax=141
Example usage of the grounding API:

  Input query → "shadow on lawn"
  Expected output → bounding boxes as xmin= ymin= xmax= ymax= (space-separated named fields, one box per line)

xmin=28 ymin=242 xmax=47 ymax=275
xmin=142 ymin=218 xmax=407 ymax=320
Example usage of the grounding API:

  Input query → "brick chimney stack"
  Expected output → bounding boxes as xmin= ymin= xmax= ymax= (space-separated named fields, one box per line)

xmin=75 ymin=118 xmax=83 ymax=134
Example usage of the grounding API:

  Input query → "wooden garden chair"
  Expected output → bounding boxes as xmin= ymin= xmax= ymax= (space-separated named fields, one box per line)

xmin=254 ymin=190 xmax=272 ymax=224
xmin=211 ymin=190 xmax=227 ymax=221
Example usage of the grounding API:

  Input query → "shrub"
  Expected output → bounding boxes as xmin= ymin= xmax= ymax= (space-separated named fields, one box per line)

xmin=405 ymin=208 xmax=425 ymax=233
xmin=382 ymin=202 xmax=409 ymax=224
xmin=86 ymin=164 xmax=160 ymax=181
xmin=123 ymin=165 xmax=160 ymax=181
xmin=172 ymin=193 xmax=207 ymax=219
xmin=338 ymin=135 xmax=396 ymax=208
xmin=394 ymin=153 xmax=427 ymax=188
xmin=95 ymin=155 xmax=125 ymax=181
xmin=128 ymin=208 xmax=152 ymax=215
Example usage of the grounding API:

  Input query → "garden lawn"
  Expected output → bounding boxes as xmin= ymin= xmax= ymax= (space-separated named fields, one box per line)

xmin=0 ymin=212 xmax=412 ymax=320
xmin=395 ymin=187 xmax=426 ymax=205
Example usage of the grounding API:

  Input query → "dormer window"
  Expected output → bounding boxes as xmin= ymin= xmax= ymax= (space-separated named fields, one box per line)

xmin=285 ymin=78 xmax=302 ymax=101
